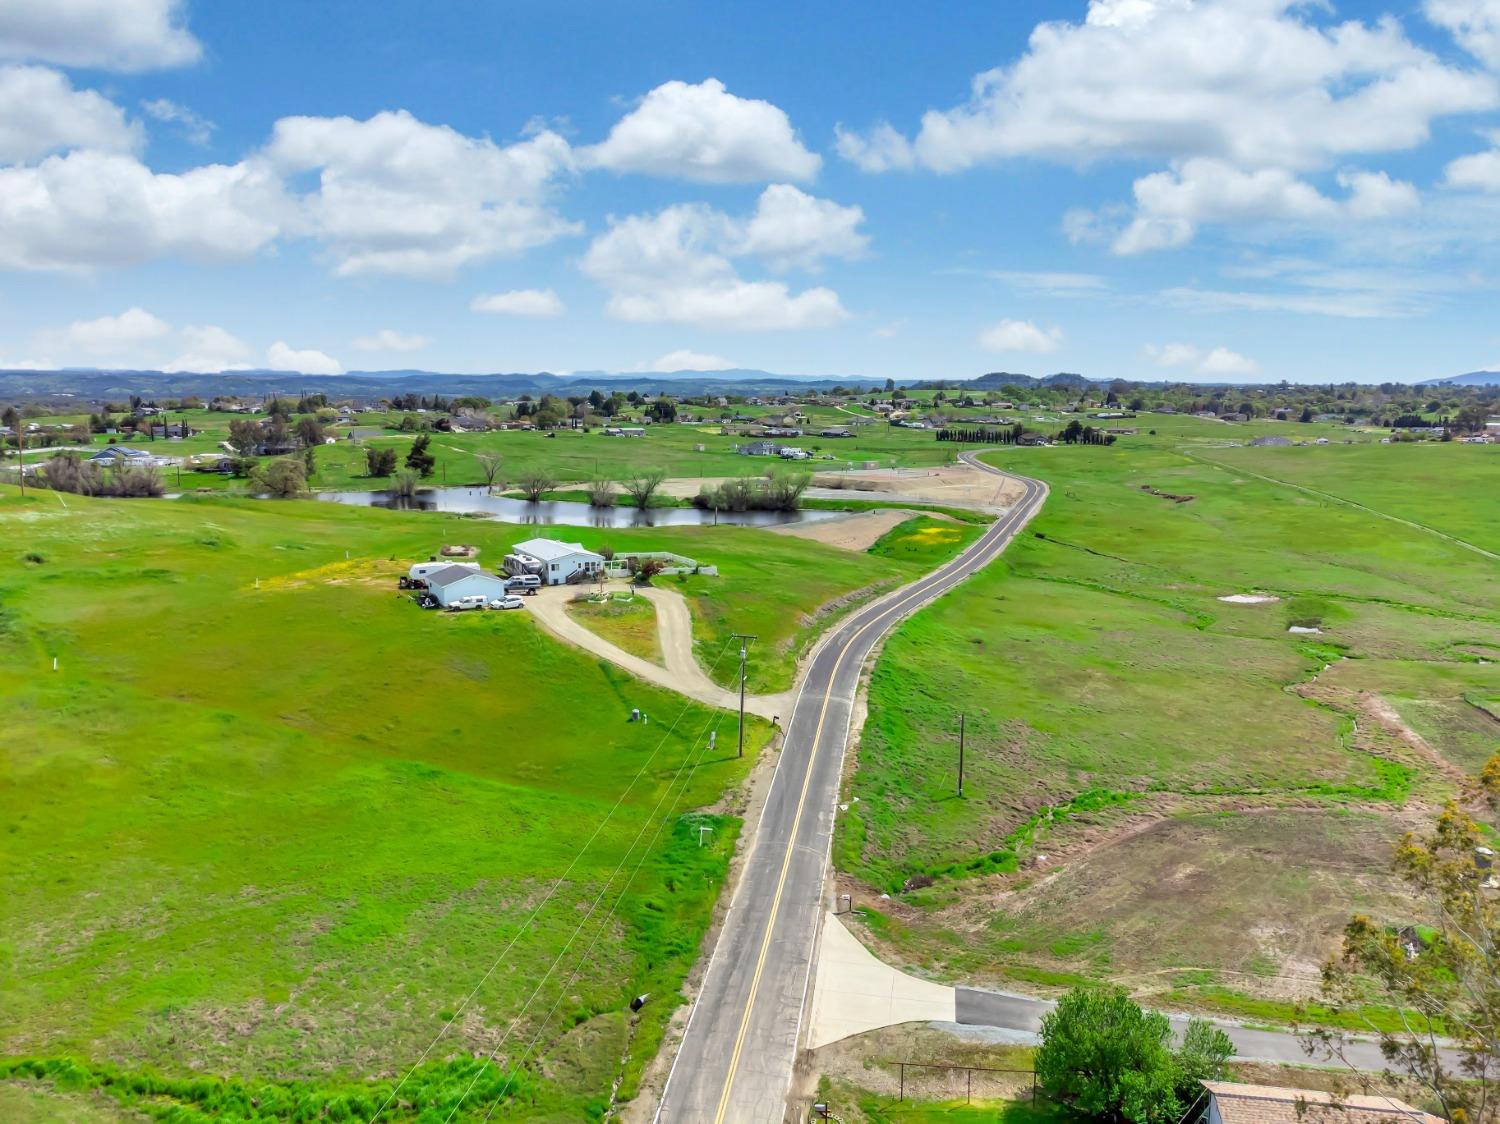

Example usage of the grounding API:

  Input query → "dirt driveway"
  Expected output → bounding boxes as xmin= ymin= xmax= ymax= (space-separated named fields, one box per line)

xmin=525 ymin=582 xmax=794 ymax=719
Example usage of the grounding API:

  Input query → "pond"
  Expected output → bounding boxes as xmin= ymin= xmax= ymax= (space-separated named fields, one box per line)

xmin=311 ymin=486 xmax=840 ymax=529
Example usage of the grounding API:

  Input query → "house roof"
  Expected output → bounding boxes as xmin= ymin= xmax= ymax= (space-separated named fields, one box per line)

xmin=425 ymin=564 xmax=502 ymax=588
xmin=1204 ymin=1082 xmax=1442 ymax=1124
xmin=512 ymin=537 xmax=599 ymax=562
xmin=91 ymin=446 xmax=152 ymax=459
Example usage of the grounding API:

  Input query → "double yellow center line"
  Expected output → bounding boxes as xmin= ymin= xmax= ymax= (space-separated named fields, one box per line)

xmin=711 ymin=476 xmax=1039 ymax=1122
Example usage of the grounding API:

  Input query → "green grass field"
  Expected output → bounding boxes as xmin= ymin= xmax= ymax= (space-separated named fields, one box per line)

xmin=566 ymin=594 xmax=661 ymax=663
xmin=3 ymin=486 xmax=919 ymax=1119
xmin=836 ymin=438 xmax=1500 ymax=1020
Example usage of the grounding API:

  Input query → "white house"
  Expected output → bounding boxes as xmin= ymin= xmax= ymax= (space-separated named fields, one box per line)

xmin=504 ymin=538 xmax=606 ymax=585
xmin=423 ymin=564 xmax=511 ymax=608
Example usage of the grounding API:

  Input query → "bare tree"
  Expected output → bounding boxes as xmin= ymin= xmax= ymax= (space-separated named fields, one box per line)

xmin=475 ymin=453 xmax=503 ymax=491
xmin=587 ymin=475 xmax=617 ymax=507
xmin=517 ymin=470 xmax=557 ymax=502
xmin=622 ymin=469 xmax=666 ymax=509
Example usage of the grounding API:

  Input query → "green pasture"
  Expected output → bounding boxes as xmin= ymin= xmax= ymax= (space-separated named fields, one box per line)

xmin=2 ymin=487 xmax=860 ymax=1118
xmin=836 ymin=438 xmax=1499 ymax=1016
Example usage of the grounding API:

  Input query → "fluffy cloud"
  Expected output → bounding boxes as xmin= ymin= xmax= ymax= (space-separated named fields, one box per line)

xmin=32 ymin=309 xmax=256 ymax=370
xmin=851 ymin=0 xmax=1494 ymax=173
xmin=838 ymin=0 xmax=1493 ymax=249
xmin=56 ymin=307 xmax=170 ymax=354
xmin=1446 ymin=132 xmax=1500 ymax=191
xmin=267 ymin=341 xmax=342 ymax=375
xmin=585 ymin=78 xmax=820 ymax=183
xmin=353 ymin=329 xmax=429 ymax=352
xmin=650 ymin=349 xmax=736 ymax=371
xmin=834 ymin=122 xmax=916 ymax=173
xmin=979 ymin=319 xmax=1064 ymax=353
xmin=0 ymin=0 xmax=201 ymax=71
xmin=141 ymin=97 xmax=213 ymax=145
xmin=1427 ymin=0 xmax=1500 ymax=69
xmin=1105 ymin=158 xmax=1420 ymax=253
xmin=0 ymin=149 xmax=284 ymax=272
xmin=581 ymin=188 xmax=863 ymax=331
xmin=470 ymin=288 xmax=566 ymax=316
xmin=0 ymin=65 xmax=140 ymax=163
xmin=1145 ymin=340 xmax=1259 ymax=375
xmin=164 ymin=325 xmax=252 ymax=372
xmin=730 ymin=184 xmax=867 ymax=270
xmin=265 ymin=109 xmax=579 ymax=279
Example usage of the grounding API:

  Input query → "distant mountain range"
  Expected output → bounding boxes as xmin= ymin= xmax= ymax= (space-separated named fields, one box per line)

xmin=2 ymin=364 xmax=1495 ymax=399
xmin=0 ymin=366 xmax=1122 ymax=400
xmin=1421 ymin=370 xmax=1500 ymax=386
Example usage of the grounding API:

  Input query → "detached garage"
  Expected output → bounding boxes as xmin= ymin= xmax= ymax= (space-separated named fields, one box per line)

xmin=423 ymin=564 xmax=511 ymax=608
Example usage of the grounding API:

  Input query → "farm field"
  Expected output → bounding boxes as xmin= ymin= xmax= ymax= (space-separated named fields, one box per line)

xmin=835 ymin=439 xmax=1500 ymax=1020
xmin=0 ymin=485 xmax=911 ymax=1119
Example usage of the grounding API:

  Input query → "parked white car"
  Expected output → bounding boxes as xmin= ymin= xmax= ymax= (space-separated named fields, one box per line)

xmin=489 ymin=596 xmax=525 ymax=610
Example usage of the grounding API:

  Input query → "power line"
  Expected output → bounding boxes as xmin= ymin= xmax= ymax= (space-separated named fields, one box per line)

xmin=470 ymin=685 xmax=735 ymax=1121
xmin=369 ymin=638 xmax=739 ymax=1124
xmin=368 ymin=639 xmax=737 ymax=1121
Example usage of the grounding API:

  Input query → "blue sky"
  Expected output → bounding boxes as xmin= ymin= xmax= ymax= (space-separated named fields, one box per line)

xmin=2 ymin=0 xmax=1499 ymax=383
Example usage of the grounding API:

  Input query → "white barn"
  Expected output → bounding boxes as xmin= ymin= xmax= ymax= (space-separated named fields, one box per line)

xmin=505 ymin=538 xmax=606 ymax=586
xmin=423 ymin=564 xmax=511 ymax=608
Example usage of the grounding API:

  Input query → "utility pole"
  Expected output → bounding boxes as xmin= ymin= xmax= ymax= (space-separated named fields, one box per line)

xmin=957 ymin=713 xmax=966 ymax=798
xmin=731 ymin=633 xmax=757 ymax=757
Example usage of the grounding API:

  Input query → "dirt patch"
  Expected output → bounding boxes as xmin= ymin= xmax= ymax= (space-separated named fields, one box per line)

xmin=769 ymin=509 xmax=918 ymax=551
xmin=809 ymin=463 xmax=1025 ymax=511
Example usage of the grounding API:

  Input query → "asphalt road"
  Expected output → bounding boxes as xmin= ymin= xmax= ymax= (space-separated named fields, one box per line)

xmin=955 ymin=988 xmax=1418 ymax=1071
xmin=655 ymin=454 xmax=1048 ymax=1124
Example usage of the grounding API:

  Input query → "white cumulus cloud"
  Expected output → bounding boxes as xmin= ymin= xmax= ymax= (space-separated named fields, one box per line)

xmin=0 ymin=65 xmax=140 ymax=163
xmin=164 ymin=325 xmax=253 ymax=372
xmin=837 ymin=0 xmax=1493 ymax=249
xmin=352 ymin=328 xmax=429 ymax=352
xmin=1445 ymin=132 xmax=1500 ymax=191
xmin=581 ymin=188 xmax=863 ymax=331
xmin=651 ymin=349 xmax=736 ymax=371
xmin=585 ymin=78 xmax=820 ymax=183
xmin=267 ymin=341 xmax=342 ymax=375
xmin=470 ymin=288 xmax=566 ymax=316
xmin=0 ymin=0 xmax=201 ymax=71
xmin=979 ymin=319 xmax=1064 ymax=354
xmin=265 ymin=109 xmax=580 ymax=279
xmin=58 ymin=307 xmax=171 ymax=353
xmin=1427 ymin=0 xmax=1500 ymax=69
xmin=0 ymin=150 xmax=285 ymax=272
xmin=1145 ymin=341 xmax=1259 ymax=376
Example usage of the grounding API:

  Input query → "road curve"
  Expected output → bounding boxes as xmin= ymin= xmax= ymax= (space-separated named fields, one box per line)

xmin=654 ymin=453 xmax=1047 ymax=1124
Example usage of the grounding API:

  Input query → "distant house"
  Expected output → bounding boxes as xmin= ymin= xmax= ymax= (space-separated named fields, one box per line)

xmin=423 ymin=564 xmax=510 ymax=608
xmin=819 ymin=427 xmax=854 ymax=438
xmin=88 ymin=446 xmax=159 ymax=466
xmin=1017 ymin=433 xmax=1050 ymax=447
xmin=1250 ymin=435 xmax=1293 ymax=447
xmin=1197 ymin=1082 xmax=1441 ymax=1124
xmin=738 ymin=441 xmax=783 ymax=457
xmin=602 ymin=426 xmax=645 ymax=437
xmin=504 ymin=538 xmax=606 ymax=585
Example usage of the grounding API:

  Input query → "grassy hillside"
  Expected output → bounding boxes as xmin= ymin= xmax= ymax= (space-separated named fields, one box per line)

xmin=2 ymin=488 xmax=828 ymax=1119
xmin=836 ymin=440 xmax=1500 ymax=1019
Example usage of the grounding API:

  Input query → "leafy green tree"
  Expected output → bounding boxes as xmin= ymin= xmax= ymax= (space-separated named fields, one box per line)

xmin=405 ymin=433 xmax=435 ymax=477
xmin=1037 ymin=986 xmax=1230 ymax=1124
xmin=1311 ymin=751 xmax=1500 ymax=1121
xmin=295 ymin=416 xmax=325 ymax=447
xmin=364 ymin=446 xmax=398 ymax=476
xmin=253 ymin=458 xmax=306 ymax=498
